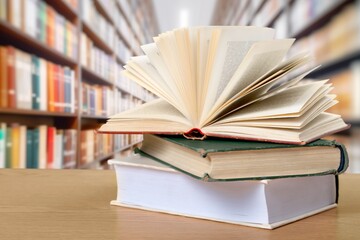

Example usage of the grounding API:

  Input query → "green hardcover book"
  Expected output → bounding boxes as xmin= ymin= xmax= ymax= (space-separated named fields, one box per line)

xmin=32 ymin=128 xmax=39 ymax=168
xmin=39 ymin=0 xmax=46 ymax=43
xmin=5 ymin=128 xmax=12 ymax=168
xmin=31 ymin=55 xmax=40 ymax=110
xmin=26 ymin=129 xmax=34 ymax=168
xmin=138 ymin=135 xmax=349 ymax=181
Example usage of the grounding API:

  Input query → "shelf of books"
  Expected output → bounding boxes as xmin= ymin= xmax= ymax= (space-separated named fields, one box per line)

xmin=0 ymin=0 xmax=159 ymax=169
xmin=212 ymin=0 xmax=360 ymax=171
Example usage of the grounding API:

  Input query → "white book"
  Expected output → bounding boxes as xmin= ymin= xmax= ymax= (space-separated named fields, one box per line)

xmin=38 ymin=125 xmax=47 ymax=169
xmin=53 ymin=130 xmax=63 ymax=169
xmin=39 ymin=58 xmax=47 ymax=111
xmin=109 ymin=155 xmax=337 ymax=229
xmin=23 ymin=0 xmax=37 ymax=38
xmin=8 ymin=0 xmax=21 ymax=28
xmin=15 ymin=50 xmax=32 ymax=109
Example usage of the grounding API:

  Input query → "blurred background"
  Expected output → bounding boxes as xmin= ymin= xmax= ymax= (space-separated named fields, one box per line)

xmin=0 ymin=0 xmax=359 ymax=171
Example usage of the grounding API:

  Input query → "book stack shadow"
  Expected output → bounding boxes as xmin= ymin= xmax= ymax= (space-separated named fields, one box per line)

xmin=100 ymin=26 xmax=350 ymax=229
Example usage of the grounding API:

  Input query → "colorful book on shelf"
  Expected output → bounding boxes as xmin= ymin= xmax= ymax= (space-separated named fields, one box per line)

xmin=31 ymin=55 xmax=40 ymax=110
xmin=7 ymin=46 xmax=16 ymax=108
xmin=26 ymin=129 xmax=34 ymax=168
xmin=0 ymin=123 xmax=5 ymax=168
xmin=109 ymin=155 xmax=338 ymax=229
xmin=137 ymin=134 xmax=349 ymax=181
xmin=98 ymin=26 xmax=348 ymax=144
xmin=0 ymin=46 xmax=7 ymax=108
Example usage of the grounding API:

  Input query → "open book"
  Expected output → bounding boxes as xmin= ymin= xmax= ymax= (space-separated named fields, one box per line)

xmin=99 ymin=26 xmax=348 ymax=144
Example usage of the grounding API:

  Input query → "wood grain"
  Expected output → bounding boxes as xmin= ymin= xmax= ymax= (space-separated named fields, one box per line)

xmin=0 ymin=169 xmax=359 ymax=240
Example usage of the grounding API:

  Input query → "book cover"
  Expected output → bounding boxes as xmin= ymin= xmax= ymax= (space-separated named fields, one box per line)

xmin=138 ymin=134 xmax=349 ymax=181
xmin=109 ymin=155 xmax=338 ymax=229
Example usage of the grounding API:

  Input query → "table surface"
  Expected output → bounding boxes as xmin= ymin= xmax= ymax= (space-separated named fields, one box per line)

xmin=0 ymin=169 xmax=359 ymax=240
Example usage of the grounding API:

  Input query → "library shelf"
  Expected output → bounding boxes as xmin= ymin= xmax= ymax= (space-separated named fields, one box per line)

xmin=291 ymin=0 xmax=353 ymax=39
xmin=81 ymin=114 xmax=109 ymax=120
xmin=79 ymin=152 xmax=114 ymax=169
xmin=93 ymin=0 xmax=115 ymax=25
xmin=43 ymin=0 xmax=78 ymax=22
xmin=114 ymin=1 xmax=138 ymax=49
xmin=118 ymin=140 xmax=143 ymax=152
xmin=114 ymin=84 xmax=133 ymax=97
xmin=252 ymin=0 xmax=266 ymax=17
xmin=264 ymin=5 xmax=285 ymax=28
xmin=92 ymin=0 xmax=137 ymax=54
xmin=81 ymin=21 xmax=113 ymax=55
xmin=115 ymin=26 xmax=133 ymax=52
xmin=308 ymin=49 xmax=360 ymax=78
xmin=0 ymin=108 xmax=77 ymax=118
xmin=0 ymin=20 xmax=77 ymax=67
xmin=115 ymin=54 xmax=126 ymax=66
xmin=81 ymin=66 xmax=114 ymax=86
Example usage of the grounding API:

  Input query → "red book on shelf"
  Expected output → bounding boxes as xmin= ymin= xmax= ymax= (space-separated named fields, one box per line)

xmin=7 ymin=46 xmax=16 ymax=108
xmin=58 ymin=66 xmax=65 ymax=112
xmin=47 ymin=62 xmax=55 ymax=112
xmin=53 ymin=64 xmax=59 ymax=112
xmin=46 ymin=6 xmax=55 ymax=48
xmin=46 ymin=126 xmax=56 ymax=169
xmin=0 ymin=46 xmax=8 ymax=108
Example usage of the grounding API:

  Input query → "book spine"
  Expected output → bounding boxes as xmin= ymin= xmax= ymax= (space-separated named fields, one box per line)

xmin=47 ymin=126 xmax=55 ymax=168
xmin=31 ymin=55 xmax=40 ymax=110
xmin=39 ymin=58 xmax=47 ymax=111
xmin=0 ymin=46 xmax=8 ymax=108
xmin=5 ymin=127 xmax=12 ymax=168
xmin=26 ymin=129 xmax=34 ymax=168
xmin=38 ymin=125 xmax=47 ymax=169
xmin=47 ymin=62 xmax=55 ymax=111
xmin=7 ymin=46 xmax=16 ymax=108
xmin=32 ymin=128 xmax=40 ymax=168
xmin=11 ymin=125 xmax=20 ymax=168
xmin=0 ymin=123 xmax=5 ymax=168
xmin=19 ymin=125 xmax=27 ymax=168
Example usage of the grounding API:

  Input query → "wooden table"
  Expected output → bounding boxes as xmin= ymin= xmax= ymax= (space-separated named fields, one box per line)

xmin=0 ymin=169 xmax=359 ymax=240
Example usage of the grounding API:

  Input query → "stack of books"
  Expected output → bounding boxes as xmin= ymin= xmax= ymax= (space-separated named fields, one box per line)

xmin=99 ymin=26 xmax=349 ymax=229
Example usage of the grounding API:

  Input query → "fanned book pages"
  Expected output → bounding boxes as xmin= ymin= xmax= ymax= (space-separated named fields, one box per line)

xmin=98 ymin=26 xmax=349 ymax=144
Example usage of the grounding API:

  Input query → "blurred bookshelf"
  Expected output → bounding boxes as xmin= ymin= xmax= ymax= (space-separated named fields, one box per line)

xmin=0 ymin=0 xmax=158 ymax=169
xmin=212 ymin=0 xmax=360 ymax=172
